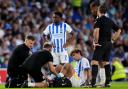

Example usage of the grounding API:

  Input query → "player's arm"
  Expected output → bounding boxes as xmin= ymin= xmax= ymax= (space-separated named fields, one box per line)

xmin=68 ymin=31 xmax=75 ymax=42
xmin=42 ymin=25 xmax=50 ymax=44
xmin=42 ymin=34 xmax=48 ymax=43
xmin=48 ymin=61 xmax=58 ymax=76
xmin=111 ymin=19 xmax=121 ymax=43
xmin=39 ymin=22 xmax=45 ymax=33
xmin=112 ymin=28 xmax=121 ymax=43
xmin=84 ymin=69 xmax=91 ymax=84
xmin=82 ymin=59 xmax=91 ymax=84
xmin=63 ymin=31 xmax=75 ymax=48
xmin=63 ymin=24 xmax=75 ymax=48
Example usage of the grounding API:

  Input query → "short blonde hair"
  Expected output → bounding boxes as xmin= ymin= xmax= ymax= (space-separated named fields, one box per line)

xmin=63 ymin=63 xmax=73 ymax=76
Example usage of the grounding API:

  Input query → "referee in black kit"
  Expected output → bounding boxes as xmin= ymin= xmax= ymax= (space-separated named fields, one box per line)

xmin=6 ymin=35 xmax=35 ymax=88
xmin=91 ymin=5 xmax=121 ymax=87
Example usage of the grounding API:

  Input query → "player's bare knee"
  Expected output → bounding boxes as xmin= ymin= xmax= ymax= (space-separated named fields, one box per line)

xmin=55 ymin=65 xmax=63 ymax=73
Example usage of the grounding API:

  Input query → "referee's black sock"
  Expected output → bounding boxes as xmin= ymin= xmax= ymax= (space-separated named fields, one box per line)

xmin=105 ymin=64 xmax=111 ymax=85
xmin=91 ymin=65 xmax=98 ymax=86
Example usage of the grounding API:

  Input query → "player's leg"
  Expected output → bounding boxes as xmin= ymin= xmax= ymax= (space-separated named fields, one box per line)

xmin=59 ymin=51 xmax=69 ymax=65
xmin=27 ymin=71 xmax=48 ymax=88
xmin=97 ymin=61 xmax=106 ymax=85
xmin=51 ymin=52 xmax=60 ymax=66
xmin=55 ymin=65 xmax=63 ymax=73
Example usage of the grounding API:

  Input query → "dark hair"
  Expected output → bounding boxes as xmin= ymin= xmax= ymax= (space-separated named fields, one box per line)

xmin=71 ymin=49 xmax=82 ymax=56
xmin=25 ymin=35 xmax=35 ymax=41
xmin=43 ymin=42 xmax=52 ymax=48
xmin=90 ymin=1 xmax=99 ymax=8
xmin=98 ymin=5 xmax=107 ymax=14
xmin=54 ymin=11 xmax=62 ymax=18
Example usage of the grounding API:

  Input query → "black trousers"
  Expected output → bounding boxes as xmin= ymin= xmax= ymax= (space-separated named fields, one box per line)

xmin=5 ymin=75 xmax=28 ymax=88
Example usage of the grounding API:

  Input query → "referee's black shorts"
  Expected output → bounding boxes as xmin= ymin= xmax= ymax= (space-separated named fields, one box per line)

xmin=92 ymin=41 xmax=112 ymax=62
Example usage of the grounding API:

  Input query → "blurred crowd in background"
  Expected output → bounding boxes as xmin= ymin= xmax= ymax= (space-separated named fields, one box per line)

xmin=0 ymin=0 xmax=128 ymax=69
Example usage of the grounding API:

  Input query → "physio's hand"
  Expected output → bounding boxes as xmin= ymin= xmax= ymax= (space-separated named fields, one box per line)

xmin=48 ymin=74 xmax=56 ymax=80
xmin=57 ymin=74 xmax=62 ymax=78
xmin=57 ymin=73 xmax=64 ymax=78
xmin=111 ymin=39 xmax=115 ymax=44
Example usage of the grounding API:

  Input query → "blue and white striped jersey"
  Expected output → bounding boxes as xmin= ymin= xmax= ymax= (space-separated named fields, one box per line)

xmin=43 ymin=22 xmax=72 ymax=53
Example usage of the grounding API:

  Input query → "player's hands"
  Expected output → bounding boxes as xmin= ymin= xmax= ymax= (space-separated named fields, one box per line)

xmin=63 ymin=43 xmax=68 ymax=48
xmin=49 ymin=73 xmax=62 ymax=80
xmin=93 ymin=43 xmax=101 ymax=50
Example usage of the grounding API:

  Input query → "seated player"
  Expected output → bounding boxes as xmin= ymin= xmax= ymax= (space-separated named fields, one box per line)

xmin=70 ymin=49 xmax=91 ymax=87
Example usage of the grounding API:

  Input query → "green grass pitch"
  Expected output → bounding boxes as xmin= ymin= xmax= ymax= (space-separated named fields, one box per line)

xmin=0 ymin=82 xmax=128 ymax=89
